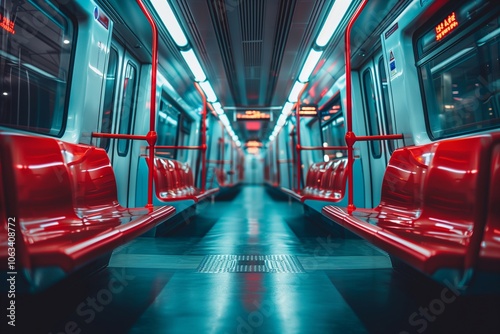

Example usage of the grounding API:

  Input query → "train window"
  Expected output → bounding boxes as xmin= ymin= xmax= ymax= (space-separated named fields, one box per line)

xmin=320 ymin=96 xmax=345 ymax=161
xmin=176 ymin=115 xmax=192 ymax=161
xmin=322 ymin=115 xmax=345 ymax=161
xmin=362 ymin=69 xmax=382 ymax=158
xmin=117 ymin=62 xmax=138 ymax=156
xmin=99 ymin=47 xmax=119 ymax=151
xmin=417 ymin=5 xmax=500 ymax=139
xmin=0 ymin=0 xmax=74 ymax=136
xmin=156 ymin=97 xmax=179 ymax=158
xmin=378 ymin=56 xmax=395 ymax=153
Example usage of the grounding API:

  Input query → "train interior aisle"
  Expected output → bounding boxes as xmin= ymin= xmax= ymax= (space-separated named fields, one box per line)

xmin=12 ymin=186 xmax=500 ymax=334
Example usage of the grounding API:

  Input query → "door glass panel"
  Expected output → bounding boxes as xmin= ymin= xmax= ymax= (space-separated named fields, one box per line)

xmin=363 ymin=69 xmax=382 ymax=158
xmin=0 ymin=0 xmax=74 ymax=136
xmin=378 ymin=56 xmax=395 ymax=152
xmin=117 ymin=62 xmax=137 ymax=156
xmin=99 ymin=47 xmax=119 ymax=150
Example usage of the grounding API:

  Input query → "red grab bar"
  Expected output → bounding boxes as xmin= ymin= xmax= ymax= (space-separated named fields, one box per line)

xmin=345 ymin=0 xmax=403 ymax=214
xmin=93 ymin=0 xmax=158 ymax=208
xmin=295 ymin=83 xmax=309 ymax=192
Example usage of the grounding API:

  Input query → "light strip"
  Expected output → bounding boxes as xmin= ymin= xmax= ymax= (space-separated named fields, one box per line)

xmin=288 ymin=81 xmax=306 ymax=103
xmin=281 ymin=101 xmax=295 ymax=115
xmin=219 ymin=114 xmax=230 ymax=126
xmin=212 ymin=102 xmax=224 ymax=115
xmin=180 ymin=49 xmax=207 ymax=82
xmin=316 ymin=0 xmax=353 ymax=47
xmin=298 ymin=49 xmax=323 ymax=82
xmin=277 ymin=114 xmax=288 ymax=126
xmin=199 ymin=80 xmax=217 ymax=102
xmin=150 ymin=0 xmax=188 ymax=47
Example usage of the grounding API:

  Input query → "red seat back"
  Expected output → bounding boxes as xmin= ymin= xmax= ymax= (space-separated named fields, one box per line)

xmin=422 ymin=136 xmax=490 ymax=229
xmin=60 ymin=142 xmax=119 ymax=211
xmin=480 ymin=142 xmax=500 ymax=270
xmin=379 ymin=145 xmax=432 ymax=214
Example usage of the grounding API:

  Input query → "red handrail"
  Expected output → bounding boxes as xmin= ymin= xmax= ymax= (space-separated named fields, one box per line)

xmin=138 ymin=0 xmax=158 ymax=209
xmin=295 ymin=83 xmax=310 ymax=192
xmin=194 ymin=82 xmax=208 ymax=192
xmin=92 ymin=0 xmax=158 ymax=209
xmin=230 ymin=140 xmax=234 ymax=185
xmin=300 ymin=146 xmax=348 ymax=151
xmin=354 ymin=134 xmax=404 ymax=142
xmin=154 ymin=145 xmax=205 ymax=150
xmin=345 ymin=0 xmax=368 ymax=214
xmin=207 ymin=160 xmax=232 ymax=164
xmin=345 ymin=0 xmax=404 ymax=214
xmin=220 ymin=123 xmax=225 ymax=186
xmin=275 ymin=132 xmax=280 ymax=186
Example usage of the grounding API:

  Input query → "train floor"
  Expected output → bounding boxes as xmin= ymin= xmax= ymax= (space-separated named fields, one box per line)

xmin=13 ymin=186 xmax=500 ymax=334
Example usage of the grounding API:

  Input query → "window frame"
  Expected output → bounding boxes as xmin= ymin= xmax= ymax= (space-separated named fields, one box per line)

xmin=362 ymin=68 xmax=382 ymax=158
xmin=117 ymin=61 xmax=138 ymax=156
xmin=0 ymin=0 xmax=77 ymax=137
xmin=415 ymin=1 xmax=500 ymax=141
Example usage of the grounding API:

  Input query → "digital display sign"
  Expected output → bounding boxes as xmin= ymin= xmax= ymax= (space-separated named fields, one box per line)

xmin=236 ymin=110 xmax=271 ymax=121
xmin=0 ymin=14 xmax=16 ymax=35
xmin=299 ymin=104 xmax=318 ymax=117
xmin=245 ymin=141 xmax=263 ymax=148
xmin=435 ymin=12 xmax=458 ymax=41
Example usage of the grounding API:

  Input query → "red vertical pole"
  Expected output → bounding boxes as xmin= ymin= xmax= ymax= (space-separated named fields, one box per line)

xmin=345 ymin=0 xmax=368 ymax=214
xmin=195 ymin=82 xmax=207 ymax=192
xmin=276 ymin=131 xmax=281 ymax=186
xmin=220 ymin=121 xmax=225 ymax=187
xmin=136 ymin=0 xmax=158 ymax=209
xmin=230 ymin=141 xmax=234 ymax=186
xmin=295 ymin=83 xmax=309 ymax=192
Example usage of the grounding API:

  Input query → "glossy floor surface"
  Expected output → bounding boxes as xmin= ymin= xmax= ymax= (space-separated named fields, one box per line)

xmin=13 ymin=186 xmax=500 ymax=333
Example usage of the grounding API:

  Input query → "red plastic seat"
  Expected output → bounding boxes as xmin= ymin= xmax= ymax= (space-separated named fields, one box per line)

xmin=0 ymin=132 xmax=175 ymax=287
xmin=282 ymin=158 xmax=348 ymax=202
xmin=150 ymin=157 xmax=218 ymax=202
xmin=323 ymin=135 xmax=495 ymax=276
xmin=479 ymin=141 xmax=500 ymax=271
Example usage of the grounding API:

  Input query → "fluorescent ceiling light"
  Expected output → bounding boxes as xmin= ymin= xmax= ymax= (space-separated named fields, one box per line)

xmin=212 ymin=102 xmax=224 ymax=115
xmin=316 ymin=0 xmax=353 ymax=47
xmin=236 ymin=140 xmax=242 ymax=147
xmin=212 ymin=102 xmax=221 ymax=110
xmin=181 ymin=49 xmax=207 ymax=82
xmin=199 ymin=80 xmax=217 ymax=102
xmin=232 ymin=135 xmax=238 ymax=141
xmin=269 ymin=135 xmax=275 ymax=141
xmin=298 ymin=49 xmax=323 ymax=82
xmin=219 ymin=114 xmax=230 ymax=126
xmin=151 ymin=0 xmax=188 ymax=47
xmin=288 ymin=81 xmax=306 ymax=103
xmin=281 ymin=101 xmax=295 ymax=115
xmin=277 ymin=114 xmax=288 ymax=126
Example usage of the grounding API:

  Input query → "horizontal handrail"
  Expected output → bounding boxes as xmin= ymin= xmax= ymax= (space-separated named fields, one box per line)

xmin=207 ymin=159 xmax=232 ymax=164
xmin=153 ymin=145 xmax=206 ymax=150
xmin=299 ymin=146 xmax=348 ymax=151
xmin=91 ymin=132 xmax=154 ymax=140
xmin=91 ymin=130 xmax=157 ymax=207
xmin=349 ymin=134 xmax=404 ymax=142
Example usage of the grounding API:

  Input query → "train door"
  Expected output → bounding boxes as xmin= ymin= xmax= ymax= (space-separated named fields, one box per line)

xmin=104 ymin=40 xmax=140 ymax=206
xmin=359 ymin=50 xmax=394 ymax=206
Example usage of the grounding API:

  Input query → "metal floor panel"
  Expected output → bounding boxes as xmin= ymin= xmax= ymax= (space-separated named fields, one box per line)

xmin=197 ymin=254 xmax=305 ymax=273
